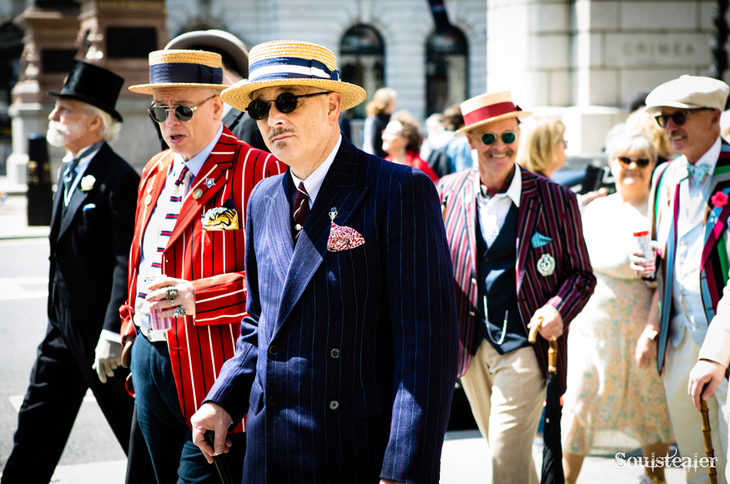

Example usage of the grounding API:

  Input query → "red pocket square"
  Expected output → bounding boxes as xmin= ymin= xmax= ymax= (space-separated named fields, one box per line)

xmin=327 ymin=222 xmax=365 ymax=252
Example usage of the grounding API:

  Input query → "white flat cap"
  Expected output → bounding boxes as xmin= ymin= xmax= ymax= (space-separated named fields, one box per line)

xmin=645 ymin=75 xmax=730 ymax=113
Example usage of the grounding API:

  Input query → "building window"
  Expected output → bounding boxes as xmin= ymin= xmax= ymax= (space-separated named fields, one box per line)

xmin=340 ymin=24 xmax=384 ymax=119
xmin=426 ymin=27 xmax=468 ymax=116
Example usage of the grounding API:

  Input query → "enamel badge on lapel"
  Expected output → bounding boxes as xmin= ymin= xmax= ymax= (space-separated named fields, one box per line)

xmin=205 ymin=178 xmax=215 ymax=188
xmin=192 ymin=188 xmax=203 ymax=200
xmin=537 ymin=253 xmax=556 ymax=277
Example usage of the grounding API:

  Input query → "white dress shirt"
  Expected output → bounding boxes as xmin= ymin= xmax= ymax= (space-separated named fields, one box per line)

xmin=290 ymin=134 xmax=342 ymax=208
xmin=475 ymin=165 xmax=522 ymax=247
xmin=61 ymin=142 xmax=103 ymax=206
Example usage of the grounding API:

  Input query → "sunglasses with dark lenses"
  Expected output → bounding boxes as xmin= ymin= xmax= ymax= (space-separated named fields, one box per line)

xmin=481 ymin=131 xmax=517 ymax=146
xmin=654 ymin=107 xmax=713 ymax=128
xmin=246 ymin=91 xmax=330 ymax=120
xmin=617 ymin=156 xmax=651 ymax=167
xmin=149 ymin=94 xmax=217 ymax=123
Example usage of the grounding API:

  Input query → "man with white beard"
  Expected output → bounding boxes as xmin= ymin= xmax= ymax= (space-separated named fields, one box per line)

xmin=2 ymin=61 xmax=141 ymax=483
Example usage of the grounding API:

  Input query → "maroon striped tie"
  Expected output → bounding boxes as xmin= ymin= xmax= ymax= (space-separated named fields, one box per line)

xmin=292 ymin=182 xmax=309 ymax=238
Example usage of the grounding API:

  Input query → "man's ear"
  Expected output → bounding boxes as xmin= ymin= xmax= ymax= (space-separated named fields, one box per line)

xmin=327 ymin=92 xmax=343 ymax=125
xmin=212 ymin=94 xmax=224 ymax=121
xmin=88 ymin=114 xmax=102 ymax=132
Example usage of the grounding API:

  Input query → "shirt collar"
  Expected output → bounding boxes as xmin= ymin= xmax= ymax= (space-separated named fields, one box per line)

xmin=290 ymin=134 xmax=342 ymax=204
xmin=172 ymin=123 xmax=223 ymax=178
xmin=473 ymin=164 xmax=522 ymax=208
xmin=686 ymin=135 xmax=722 ymax=172
xmin=63 ymin=140 xmax=104 ymax=173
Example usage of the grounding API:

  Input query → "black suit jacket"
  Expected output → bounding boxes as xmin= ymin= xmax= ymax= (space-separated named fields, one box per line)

xmin=48 ymin=142 xmax=139 ymax=348
xmin=222 ymin=108 xmax=269 ymax=153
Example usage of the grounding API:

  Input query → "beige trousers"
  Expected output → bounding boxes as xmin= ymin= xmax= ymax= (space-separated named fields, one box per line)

xmin=663 ymin=332 xmax=729 ymax=484
xmin=461 ymin=339 xmax=546 ymax=484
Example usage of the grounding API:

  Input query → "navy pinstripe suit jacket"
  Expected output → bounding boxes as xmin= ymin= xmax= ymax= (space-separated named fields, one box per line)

xmin=206 ymin=138 xmax=459 ymax=483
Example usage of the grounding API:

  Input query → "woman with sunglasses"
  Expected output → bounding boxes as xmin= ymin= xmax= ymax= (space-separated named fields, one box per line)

xmin=562 ymin=131 xmax=674 ymax=484
xmin=381 ymin=110 xmax=439 ymax=182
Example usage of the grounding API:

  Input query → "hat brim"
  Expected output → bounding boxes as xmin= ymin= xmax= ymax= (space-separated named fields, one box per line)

xmin=165 ymin=31 xmax=249 ymax=77
xmin=454 ymin=111 xmax=532 ymax=137
xmin=48 ymin=91 xmax=124 ymax=122
xmin=128 ymin=83 xmax=230 ymax=95
xmin=644 ymin=101 xmax=708 ymax=114
xmin=221 ymin=78 xmax=367 ymax=112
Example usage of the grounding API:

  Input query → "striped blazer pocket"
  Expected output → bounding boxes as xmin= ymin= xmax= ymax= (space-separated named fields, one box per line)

xmin=351 ymin=385 xmax=391 ymax=419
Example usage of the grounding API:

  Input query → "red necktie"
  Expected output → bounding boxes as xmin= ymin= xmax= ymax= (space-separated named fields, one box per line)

xmin=293 ymin=182 xmax=309 ymax=238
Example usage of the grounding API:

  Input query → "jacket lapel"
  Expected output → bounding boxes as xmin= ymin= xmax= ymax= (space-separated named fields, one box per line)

xmin=167 ymin=138 xmax=233 ymax=250
xmin=701 ymin=142 xmax=730 ymax=268
xmin=273 ymin=140 xmax=368 ymax=335
xmin=515 ymin=170 xmax=541 ymax=293
xmin=56 ymin=144 xmax=109 ymax=242
xmin=463 ymin=170 xmax=479 ymax=276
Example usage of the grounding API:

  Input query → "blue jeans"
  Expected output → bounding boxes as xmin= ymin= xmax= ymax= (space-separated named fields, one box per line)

xmin=131 ymin=334 xmax=245 ymax=484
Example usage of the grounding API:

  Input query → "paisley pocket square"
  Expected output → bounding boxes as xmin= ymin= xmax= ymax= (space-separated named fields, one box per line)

xmin=201 ymin=199 xmax=239 ymax=231
xmin=531 ymin=232 xmax=553 ymax=248
xmin=327 ymin=222 xmax=365 ymax=252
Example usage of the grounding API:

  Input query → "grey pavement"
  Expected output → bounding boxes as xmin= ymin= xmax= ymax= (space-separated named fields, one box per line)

xmin=0 ymin=188 xmax=690 ymax=483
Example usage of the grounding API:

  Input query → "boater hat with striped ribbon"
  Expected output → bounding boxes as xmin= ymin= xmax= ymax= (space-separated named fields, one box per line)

xmin=455 ymin=91 xmax=532 ymax=136
xmin=221 ymin=40 xmax=366 ymax=112
xmin=128 ymin=50 xmax=229 ymax=94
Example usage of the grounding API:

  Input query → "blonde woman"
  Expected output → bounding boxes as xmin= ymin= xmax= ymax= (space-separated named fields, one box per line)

xmin=516 ymin=116 xmax=567 ymax=178
xmin=624 ymin=107 xmax=674 ymax=164
xmin=362 ymin=87 xmax=397 ymax=158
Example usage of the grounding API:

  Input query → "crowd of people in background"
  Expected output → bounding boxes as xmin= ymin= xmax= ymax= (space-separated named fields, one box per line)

xmin=8 ymin=26 xmax=730 ymax=484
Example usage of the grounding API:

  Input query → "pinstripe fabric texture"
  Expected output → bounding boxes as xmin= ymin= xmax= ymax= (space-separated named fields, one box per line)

xmin=437 ymin=167 xmax=596 ymax=394
xmin=651 ymin=140 xmax=730 ymax=374
xmin=120 ymin=126 xmax=285 ymax=429
xmin=206 ymin=139 xmax=459 ymax=484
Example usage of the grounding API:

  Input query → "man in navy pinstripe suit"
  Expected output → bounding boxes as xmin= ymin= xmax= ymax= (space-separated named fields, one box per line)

xmin=190 ymin=40 xmax=459 ymax=484
xmin=437 ymin=91 xmax=595 ymax=483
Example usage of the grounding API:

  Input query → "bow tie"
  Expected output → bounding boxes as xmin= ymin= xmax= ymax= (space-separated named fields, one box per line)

xmin=687 ymin=163 xmax=711 ymax=184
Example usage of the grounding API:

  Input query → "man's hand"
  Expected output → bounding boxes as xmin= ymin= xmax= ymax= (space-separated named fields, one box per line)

xmin=191 ymin=402 xmax=234 ymax=464
xmin=688 ymin=359 xmax=727 ymax=411
xmin=92 ymin=338 xmax=123 ymax=383
xmin=635 ymin=329 xmax=658 ymax=370
xmin=146 ymin=276 xmax=196 ymax=317
xmin=528 ymin=305 xmax=563 ymax=341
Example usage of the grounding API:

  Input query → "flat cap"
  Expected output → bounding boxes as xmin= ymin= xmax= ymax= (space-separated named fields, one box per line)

xmin=645 ymin=75 xmax=730 ymax=113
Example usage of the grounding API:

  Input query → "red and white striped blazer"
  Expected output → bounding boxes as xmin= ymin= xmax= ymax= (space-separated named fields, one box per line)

xmin=120 ymin=127 xmax=285 ymax=429
xmin=437 ymin=167 xmax=596 ymax=394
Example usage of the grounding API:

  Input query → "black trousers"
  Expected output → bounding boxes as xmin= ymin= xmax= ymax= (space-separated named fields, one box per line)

xmin=2 ymin=305 xmax=135 ymax=483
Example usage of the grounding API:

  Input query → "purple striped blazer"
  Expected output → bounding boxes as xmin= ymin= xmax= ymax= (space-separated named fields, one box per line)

xmin=437 ymin=167 xmax=596 ymax=393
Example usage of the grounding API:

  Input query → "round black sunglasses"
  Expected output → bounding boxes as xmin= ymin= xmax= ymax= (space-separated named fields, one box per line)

xmin=246 ymin=91 xmax=330 ymax=120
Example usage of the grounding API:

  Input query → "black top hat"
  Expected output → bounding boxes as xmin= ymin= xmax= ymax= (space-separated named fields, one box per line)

xmin=48 ymin=60 xmax=125 ymax=122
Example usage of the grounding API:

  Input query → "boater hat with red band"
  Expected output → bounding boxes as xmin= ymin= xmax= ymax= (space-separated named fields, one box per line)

xmin=455 ymin=91 xmax=532 ymax=136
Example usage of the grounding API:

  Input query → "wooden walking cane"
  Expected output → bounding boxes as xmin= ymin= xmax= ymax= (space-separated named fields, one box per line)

xmin=700 ymin=384 xmax=718 ymax=484
xmin=527 ymin=317 xmax=558 ymax=372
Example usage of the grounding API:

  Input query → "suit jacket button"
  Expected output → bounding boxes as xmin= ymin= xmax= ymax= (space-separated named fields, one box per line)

xmin=268 ymin=396 xmax=278 ymax=406
xmin=471 ymin=278 xmax=477 ymax=285
xmin=483 ymin=256 xmax=489 ymax=263
xmin=329 ymin=400 xmax=339 ymax=410
xmin=469 ymin=311 xmax=476 ymax=317
xmin=330 ymin=348 xmax=340 ymax=358
xmin=268 ymin=345 xmax=278 ymax=356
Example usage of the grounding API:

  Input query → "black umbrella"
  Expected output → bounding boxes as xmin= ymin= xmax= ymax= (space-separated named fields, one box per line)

xmin=529 ymin=319 xmax=564 ymax=484
xmin=205 ymin=430 xmax=234 ymax=484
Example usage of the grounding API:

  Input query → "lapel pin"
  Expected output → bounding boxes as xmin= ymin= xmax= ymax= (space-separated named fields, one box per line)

xmin=537 ymin=253 xmax=556 ymax=277
xmin=193 ymin=188 xmax=203 ymax=200
xmin=205 ymin=178 xmax=215 ymax=188
xmin=329 ymin=207 xmax=338 ymax=222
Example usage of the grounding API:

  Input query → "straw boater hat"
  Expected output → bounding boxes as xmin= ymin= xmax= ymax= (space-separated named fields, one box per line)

xmin=128 ymin=50 xmax=229 ymax=94
xmin=455 ymin=91 xmax=532 ymax=136
xmin=221 ymin=40 xmax=367 ymax=112
xmin=165 ymin=29 xmax=249 ymax=78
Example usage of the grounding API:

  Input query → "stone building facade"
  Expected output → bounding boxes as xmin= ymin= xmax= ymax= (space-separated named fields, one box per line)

xmin=2 ymin=0 xmax=727 ymax=185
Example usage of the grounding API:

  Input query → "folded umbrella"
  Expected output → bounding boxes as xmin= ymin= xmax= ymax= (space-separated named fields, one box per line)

xmin=204 ymin=430 xmax=234 ymax=484
xmin=528 ymin=318 xmax=564 ymax=484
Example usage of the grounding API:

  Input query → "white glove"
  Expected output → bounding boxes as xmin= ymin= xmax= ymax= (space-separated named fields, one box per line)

xmin=92 ymin=338 xmax=123 ymax=384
